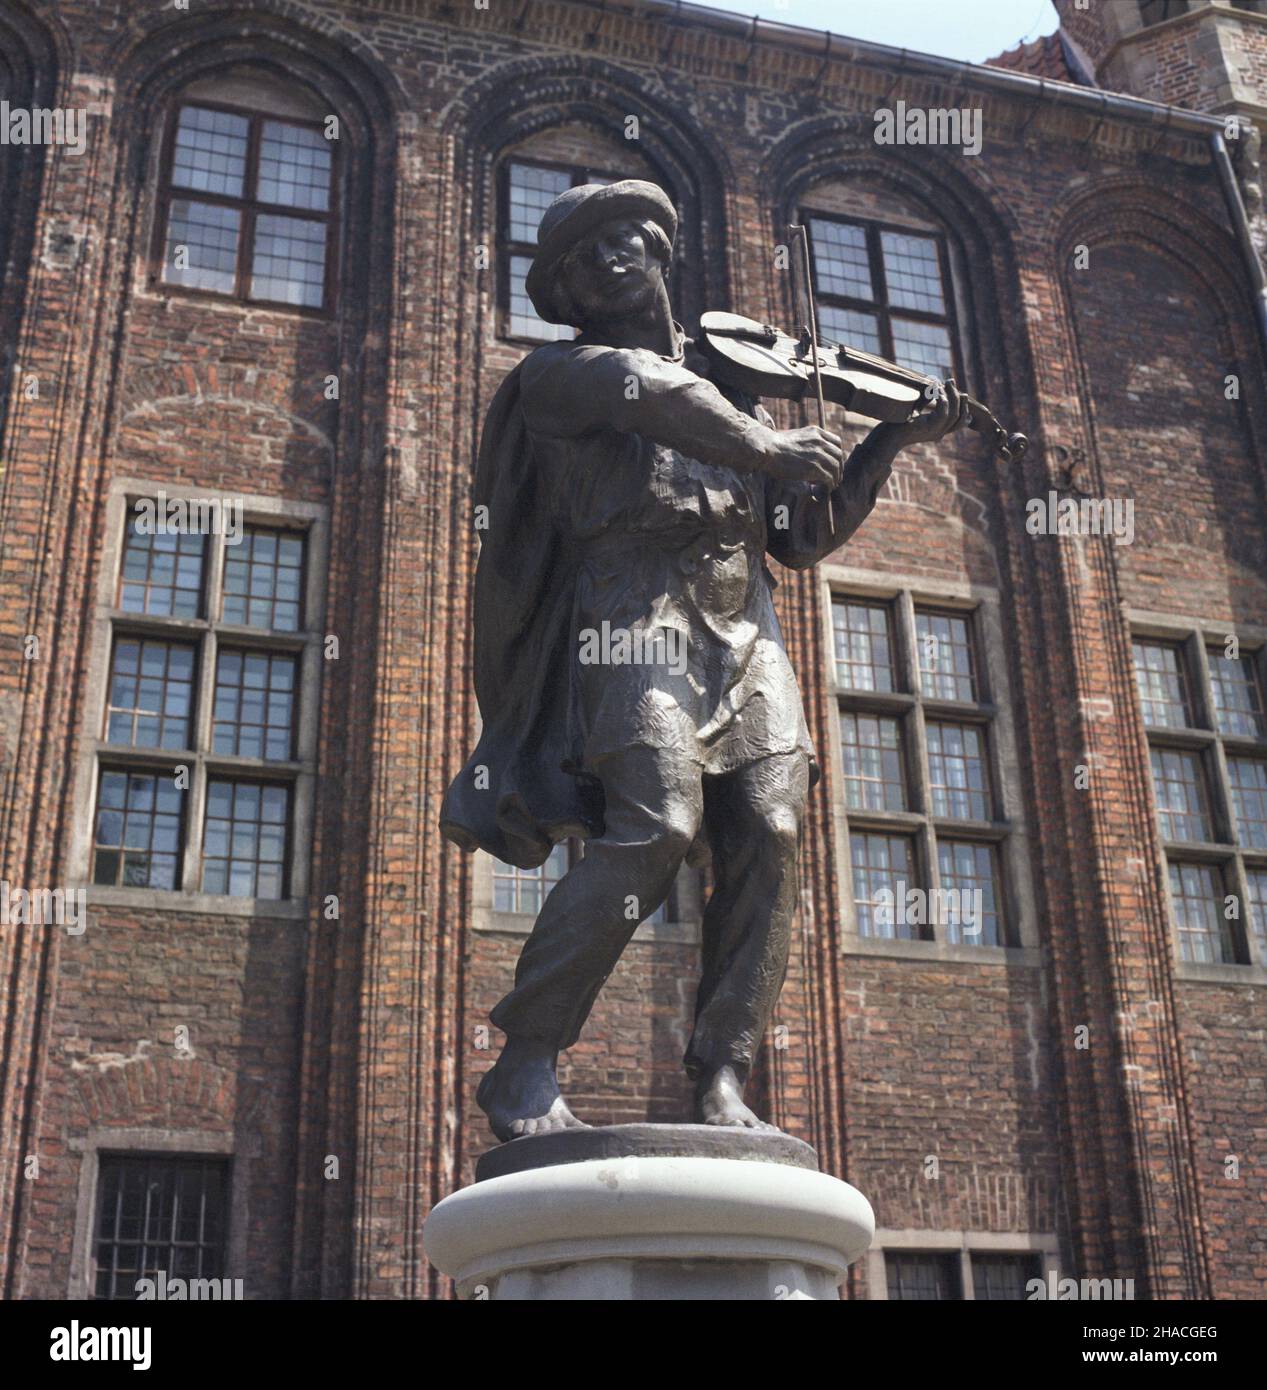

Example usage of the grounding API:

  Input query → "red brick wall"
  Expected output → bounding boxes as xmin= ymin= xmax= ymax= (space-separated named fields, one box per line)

xmin=0 ymin=0 xmax=1263 ymax=1303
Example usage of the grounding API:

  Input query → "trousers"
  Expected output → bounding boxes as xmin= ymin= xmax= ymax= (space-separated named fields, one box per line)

xmin=489 ymin=744 xmax=810 ymax=1079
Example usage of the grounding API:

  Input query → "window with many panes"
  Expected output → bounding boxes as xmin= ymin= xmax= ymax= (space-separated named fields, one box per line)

xmin=91 ymin=1155 xmax=228 ymax=1300
xmin=803 ymin=210 xmax=959 ymax=383
xmin=832 ymin=594 xmax=1011 ymax=946
xmin=89 ymin=496 xmax=321 ymax=902
xmin=154 ymin=100 xmax=336 ymax=310
xmin=1133 ymin=632 xmax=1267 ymax=966
xmin=884 ymin=1249 xmax=1042 ymax=1301
xmin=500 ymin=160 xmax=619 ymax=342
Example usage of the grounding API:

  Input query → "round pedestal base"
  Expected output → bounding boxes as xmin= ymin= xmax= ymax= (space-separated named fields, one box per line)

xmin=425 ymin=1127 xmax=874 ymax=1301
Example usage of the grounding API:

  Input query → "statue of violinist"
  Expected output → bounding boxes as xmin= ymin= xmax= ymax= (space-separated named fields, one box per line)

xmin=440 ymin=179 xmax=970 ymax=1142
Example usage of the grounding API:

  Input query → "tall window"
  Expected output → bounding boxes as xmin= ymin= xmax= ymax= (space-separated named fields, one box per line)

xmin=90 ymin=500 xmax=321 ymax=901
xmin=834 ymin=595 xmax=1010 ymax=946
xmin=500 ymin=160 xmax=616 ymax=342
xmin=91 ymin=1155 xmax=228 ymax=1300
xmin=155 ymin=102 xmax=336 ymax=310
xmin=803 ymin=211 xmax=959 ymax=382
xmin=1134 ymin=634 xmax=1267 ymax=966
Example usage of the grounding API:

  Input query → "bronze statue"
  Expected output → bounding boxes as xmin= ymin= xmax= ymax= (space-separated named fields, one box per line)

xmin=441 ymin=180 xmax=969 ymax=1142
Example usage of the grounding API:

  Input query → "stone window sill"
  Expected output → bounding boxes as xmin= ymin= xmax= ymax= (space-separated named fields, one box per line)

xmin=841 ymin=935 xmax=1041 ymax=967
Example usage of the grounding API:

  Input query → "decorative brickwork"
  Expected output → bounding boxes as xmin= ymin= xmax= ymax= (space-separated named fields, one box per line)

xmin=1 ymin=0 xmax=1264 ymax=1301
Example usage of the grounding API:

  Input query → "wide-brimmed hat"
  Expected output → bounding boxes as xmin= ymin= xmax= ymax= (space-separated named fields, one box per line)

xmin=525 ymin=179 xmax=677 ymax=325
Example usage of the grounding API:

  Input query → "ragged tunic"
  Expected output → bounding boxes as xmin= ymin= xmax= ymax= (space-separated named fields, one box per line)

xmin=519 ymin=333 xmax=834 ymax=782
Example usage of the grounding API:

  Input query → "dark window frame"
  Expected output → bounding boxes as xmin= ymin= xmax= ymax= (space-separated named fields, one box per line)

xmin=200 ymin=773 xmax=293 ymax=900
xmin=497 ymin=156 xmax=623 ymax=346
xmin=1135 ymin=630 xmax=1267 ymax=967
xmin=91 ymin=1153 xmax=230 ymax=1301
xmin=834 ymin=594 xmax=1013 ymax=947
xmin=150 ymin=97 xmax=340 ymax=317
xmin=800 ymin=209 xmax=965 ymax=386
xmin=92 ymin=500 xmax=314 ymax=902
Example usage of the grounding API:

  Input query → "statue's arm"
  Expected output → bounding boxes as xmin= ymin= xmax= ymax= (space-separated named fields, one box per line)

xmin=521 ymin=344 xmax=777 ymax=471
xmin=765 ymin=383 xmax=968 ymax=570
xmin=765 ymin=432 xmax=899 ymax=570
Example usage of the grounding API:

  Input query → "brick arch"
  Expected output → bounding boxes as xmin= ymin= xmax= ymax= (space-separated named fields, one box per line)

xmin=68 ymin=1053 xmax=266 ymax=1133
xmin=761 ymin=118 xmax=1028 ymax=402
xmin=1051 ymin=177 xmax=1267 ymax=492
xmin=0 ymin=0 xmax=66 ymax=445
xmin=442 ymin=54 xmax=735 ymax=323
xmin=102 ymin=0 xmax=401 ymax=362
xmin=118 ymin=362 xmax=337 ymax=457
xmin=105 ymin=0 xmax=402 ymax=128
xmin=1054 ymin=181 xmax=1267 ymax=606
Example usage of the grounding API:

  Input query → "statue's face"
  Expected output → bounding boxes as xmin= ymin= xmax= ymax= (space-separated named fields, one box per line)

xmin=558 ymin=217 xmax=663 ymax=323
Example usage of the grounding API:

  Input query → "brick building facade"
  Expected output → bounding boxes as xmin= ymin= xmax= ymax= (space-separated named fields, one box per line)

xmin=0 ymin=0 xmax=1265 ymax=1300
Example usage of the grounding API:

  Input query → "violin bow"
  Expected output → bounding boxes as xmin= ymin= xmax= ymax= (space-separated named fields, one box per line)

xmin=788 ymin=223 xmax=835 ymax=538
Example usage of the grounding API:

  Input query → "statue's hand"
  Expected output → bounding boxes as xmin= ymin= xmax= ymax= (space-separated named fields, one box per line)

xmin=872 ymin=380 xmax=966 ymax=452
xmin=757 ymin=424 xmax=844 ymax=488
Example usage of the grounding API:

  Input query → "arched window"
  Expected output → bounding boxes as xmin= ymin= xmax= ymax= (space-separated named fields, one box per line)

xmin=798 ymin=181 xmax=962 ymax=384
xmin=497 ymin=125 xmax=661 ymax=343
xmin=152 ymin=68 xmax=338 ymax=311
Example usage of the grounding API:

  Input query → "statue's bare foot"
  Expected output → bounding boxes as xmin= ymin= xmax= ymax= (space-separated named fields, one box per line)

xmin=477 ymin=1036 xmax=588 ymax=1143
xmin=695 ymin=1064 xmax=779 ymax=1131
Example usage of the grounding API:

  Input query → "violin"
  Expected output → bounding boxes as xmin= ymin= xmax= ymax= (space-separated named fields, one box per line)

xmin=698 ymin=310 xmax=1029 ymax=465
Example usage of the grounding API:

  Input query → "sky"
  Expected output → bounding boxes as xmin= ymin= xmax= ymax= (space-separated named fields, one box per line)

xmin=682 ymin=0 xmax=1061 ymax=64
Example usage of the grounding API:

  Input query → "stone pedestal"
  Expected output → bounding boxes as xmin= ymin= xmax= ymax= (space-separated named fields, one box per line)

xmin=424 ymin=1124 xmax=874 ymax=1300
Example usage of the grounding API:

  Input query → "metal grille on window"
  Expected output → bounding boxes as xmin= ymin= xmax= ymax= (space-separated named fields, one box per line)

xmin=971 ymin=1254 xmax=1042 ymax=1300
xmin=92 ymin=1156 xmax=227 ymax=1300
xmin=886 ymin=1252 xmax=961 ymax=1300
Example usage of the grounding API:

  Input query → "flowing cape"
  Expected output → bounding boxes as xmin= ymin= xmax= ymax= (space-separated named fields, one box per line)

xmin=439 ymin=363 xmax=604 ymax=868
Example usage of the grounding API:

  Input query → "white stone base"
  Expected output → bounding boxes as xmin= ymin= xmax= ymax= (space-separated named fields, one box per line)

xmin=424 ymin=1154 xmax=875 ymax=1301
